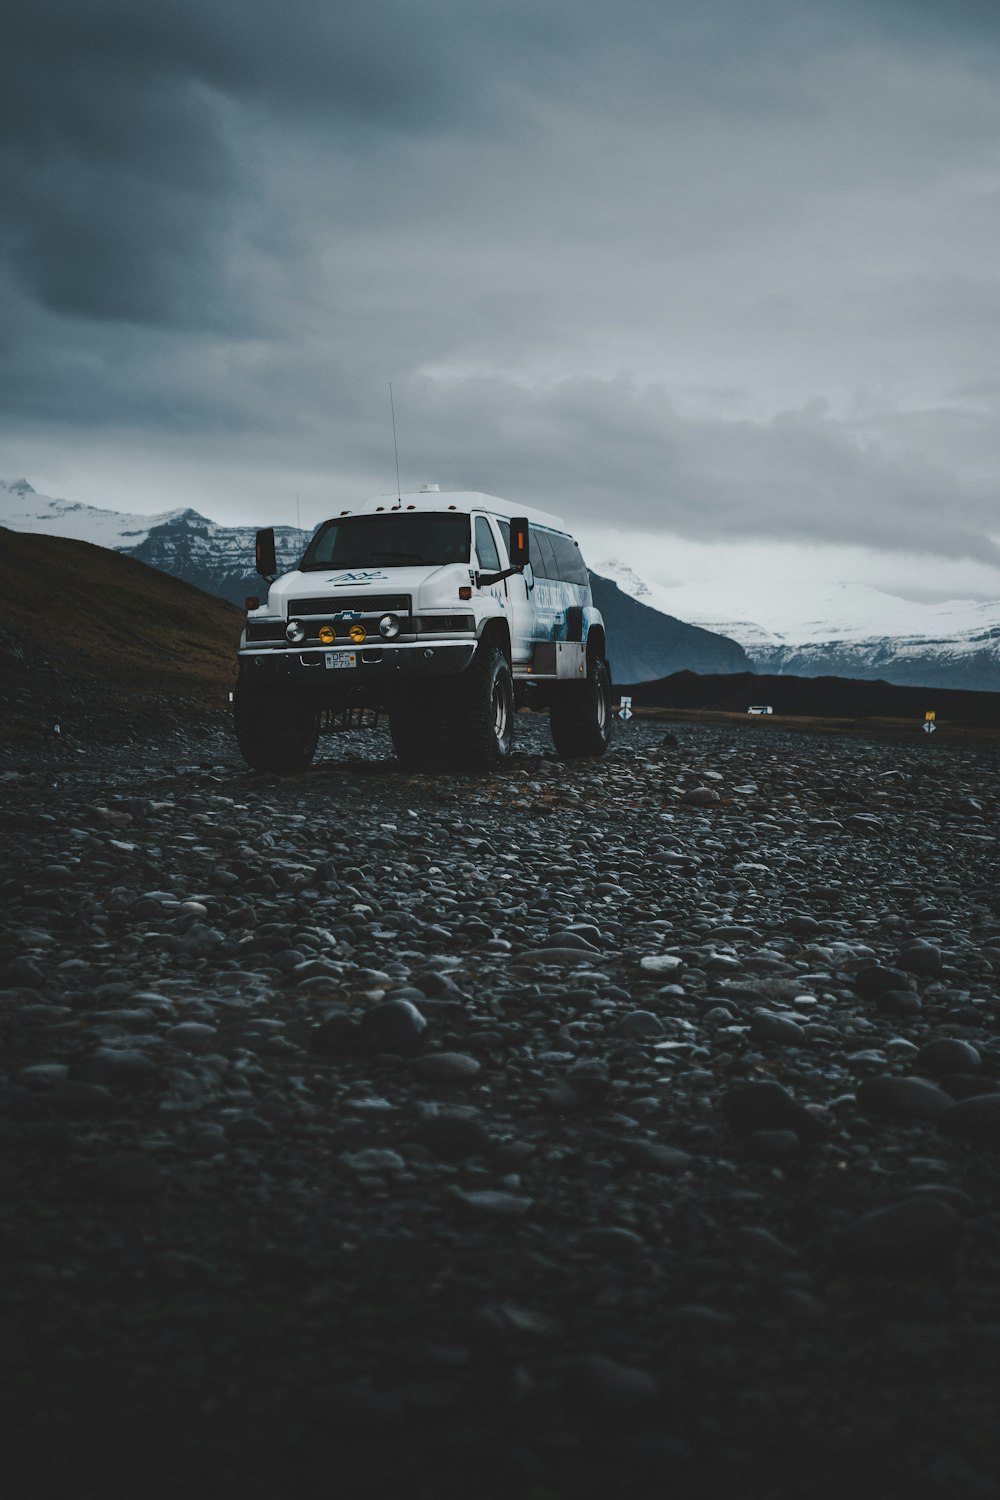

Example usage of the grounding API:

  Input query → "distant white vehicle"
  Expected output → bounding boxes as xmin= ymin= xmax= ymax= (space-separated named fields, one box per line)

xmin=747 ymin=705 xmax=773 ymax=715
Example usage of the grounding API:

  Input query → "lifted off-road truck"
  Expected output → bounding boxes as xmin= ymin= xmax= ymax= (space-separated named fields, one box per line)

xmin=234 ymin=489 xmax=612 ymax=773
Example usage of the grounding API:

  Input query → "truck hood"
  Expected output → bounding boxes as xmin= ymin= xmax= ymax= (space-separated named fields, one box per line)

xmin=263 ymin=562 xmax=472 ymax=615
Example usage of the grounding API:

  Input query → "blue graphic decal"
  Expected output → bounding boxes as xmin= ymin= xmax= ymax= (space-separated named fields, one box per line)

xmin=327 ymin=570 xmax=388 ymax=585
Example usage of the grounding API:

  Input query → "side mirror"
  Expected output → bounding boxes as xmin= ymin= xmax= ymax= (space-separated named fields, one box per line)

xmin=255 ymin=527 xmax=277 ymax=579
xmin=508 ymin=518 xmax=530 ymax=569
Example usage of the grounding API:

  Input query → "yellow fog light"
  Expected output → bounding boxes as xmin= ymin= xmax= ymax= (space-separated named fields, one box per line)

xmin=349 ymin=624 xmax=366 ymax=643
xmin=319 ymin=625 xmax=336 ymax=644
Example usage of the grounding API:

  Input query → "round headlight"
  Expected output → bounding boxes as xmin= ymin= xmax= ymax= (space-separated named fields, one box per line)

xmin=379 ymin=613 xmax=401 ymax=640
xmin=318 ymin=625 xmax=335 ymax=645
xmin=285 ymin=618 xmax=306 ymax=643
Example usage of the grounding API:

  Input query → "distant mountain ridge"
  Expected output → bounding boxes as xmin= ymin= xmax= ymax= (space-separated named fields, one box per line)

xmin=600 ymin=558 xmax=1000 ymax=692
xmin=622 ymin=668 xmax=1000 ymax=724
xmin=0 ymin=479 xmax=750 ymax=683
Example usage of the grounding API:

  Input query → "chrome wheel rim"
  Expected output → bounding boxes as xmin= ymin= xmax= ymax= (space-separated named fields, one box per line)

xmin=492 ymin=680 xmax=509 ymax=743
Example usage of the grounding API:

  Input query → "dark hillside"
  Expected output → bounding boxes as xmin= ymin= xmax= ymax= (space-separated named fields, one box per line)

xmin=0 ymin=525 xmax=242 ymax=683
xmin=0 ymin=526 xmax=242 ymax=743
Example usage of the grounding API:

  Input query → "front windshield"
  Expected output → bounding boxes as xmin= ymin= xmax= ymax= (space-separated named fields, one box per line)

xmin=300 ymin=513 xmax=472 ymax=571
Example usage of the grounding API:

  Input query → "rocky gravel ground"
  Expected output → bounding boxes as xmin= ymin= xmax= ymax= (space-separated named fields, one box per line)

xmin=3 ymin=712 xmax=1000 ymax=1500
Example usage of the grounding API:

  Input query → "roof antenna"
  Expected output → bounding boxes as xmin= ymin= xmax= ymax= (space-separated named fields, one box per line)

xmin=389 ymin=381 xmax=402 ymax=504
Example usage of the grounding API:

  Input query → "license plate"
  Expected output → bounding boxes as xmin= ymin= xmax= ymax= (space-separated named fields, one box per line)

xmin=324 ymin=651 xmax=357 ymax=669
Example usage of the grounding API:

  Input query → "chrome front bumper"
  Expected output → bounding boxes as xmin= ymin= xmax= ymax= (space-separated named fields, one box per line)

xmin=238 ymin=639 xmax=478 ymax=681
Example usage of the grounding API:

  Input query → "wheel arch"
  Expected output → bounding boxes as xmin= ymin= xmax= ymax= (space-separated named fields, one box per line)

xmin=583 ymin=614 xmax=606 ymax=664
xmin=478 ymin=616 xmax=512 ymax=665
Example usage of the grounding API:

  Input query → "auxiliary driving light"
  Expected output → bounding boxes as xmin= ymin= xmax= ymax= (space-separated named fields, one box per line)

xmin=285 ymin=618 xmax=306 ymax=643
xmin=378 ymin=613 xmax=401 ymax=639
xmin=349 ymin=624 xmax=367 ymax=644
xmin=318 ymin=625 xmax=336 ymax=644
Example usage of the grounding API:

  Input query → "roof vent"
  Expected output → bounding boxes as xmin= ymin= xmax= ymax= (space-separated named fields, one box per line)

xmin=419 ymin=483 xmax=440 ymax=493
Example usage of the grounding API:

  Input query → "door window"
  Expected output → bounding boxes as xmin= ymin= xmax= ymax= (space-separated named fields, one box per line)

xmin=475 ymin=516 xmax=502 ymax=571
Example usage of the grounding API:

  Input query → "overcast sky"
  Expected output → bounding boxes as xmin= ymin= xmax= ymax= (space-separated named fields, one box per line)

xmin=3 ymin=0 xmax=1000 ymax=602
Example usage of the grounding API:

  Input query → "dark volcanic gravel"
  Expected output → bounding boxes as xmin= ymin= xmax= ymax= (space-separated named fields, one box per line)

xmin=3 ymin=714 xmax=1000 ymax=1500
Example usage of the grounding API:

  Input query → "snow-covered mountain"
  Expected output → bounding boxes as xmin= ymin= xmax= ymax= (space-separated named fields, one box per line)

xmin=586 ymin=574 xmax=750 ymax=682
xmin=0 ymin=477 xmax=192 ymax=548
xmin=1 ymin=479 xmax=311 ymax=604
xmin=598 ymin=561 xmax=784 ymax=654
xmin=599 ymin=558 xmax=1000 ymax=692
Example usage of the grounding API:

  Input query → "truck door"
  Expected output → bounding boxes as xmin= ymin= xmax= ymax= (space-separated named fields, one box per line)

xmin=492 ymin=517 xmax=533 ymax=665
xmin=475 ymin=515 xmax=506 ymax=610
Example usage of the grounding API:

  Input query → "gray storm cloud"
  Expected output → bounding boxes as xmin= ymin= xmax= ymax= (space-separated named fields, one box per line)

xmin=373 ymin=375 xmax=1000 ymax=564
xmin=2 ymin=0 xmax=1000 ymax=569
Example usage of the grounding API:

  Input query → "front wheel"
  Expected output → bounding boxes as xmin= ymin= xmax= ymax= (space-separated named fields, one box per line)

xmin=549 ymin=657 xmax=613 ymax=759
xmin=453 ymin=644 xmax=514 ymax=771
xmin=234 ymin=682 xmax=320 ymax=773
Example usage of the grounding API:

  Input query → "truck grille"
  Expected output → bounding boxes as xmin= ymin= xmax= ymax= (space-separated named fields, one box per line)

xmin=287 ymin=595 xmax=411 ymax=615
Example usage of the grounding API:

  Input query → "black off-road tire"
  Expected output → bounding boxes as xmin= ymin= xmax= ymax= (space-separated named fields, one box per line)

xmin=234 ymin=682 xmax=320 ymax=773
xmin=452 ymin=644 xmax=515 ymax=772
xmin=549 ymin=657 xmax=613 ymax=759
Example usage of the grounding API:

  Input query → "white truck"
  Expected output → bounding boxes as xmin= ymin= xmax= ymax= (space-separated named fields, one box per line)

xmin=234 ymin=489 xmax=612 ymax=773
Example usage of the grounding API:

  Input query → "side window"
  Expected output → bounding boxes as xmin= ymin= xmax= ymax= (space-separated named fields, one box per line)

xmin=530 ymin=528 xmax=559 ymax=578
xmin=540 ymin=531 xmax=560 ymax=579
xmin=551 ymin=533 xmax=589 ymax=586
xmin=475 ymin=516 xmax=502 ymax=571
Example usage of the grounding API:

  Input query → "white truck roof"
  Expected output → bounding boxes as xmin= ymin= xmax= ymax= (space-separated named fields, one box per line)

xmin=351 ymin=490 xmax=569 ymax=532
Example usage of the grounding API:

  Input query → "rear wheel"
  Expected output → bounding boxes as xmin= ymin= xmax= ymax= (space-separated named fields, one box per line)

xmin=549 ymin=656 xmax=612 ymax=759
xmin=234 ymin=682 xmax=320 ymax=773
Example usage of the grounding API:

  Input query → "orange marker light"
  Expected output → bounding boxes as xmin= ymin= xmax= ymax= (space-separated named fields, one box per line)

xmin=459 ymin=586 xmax=473 ymax=600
